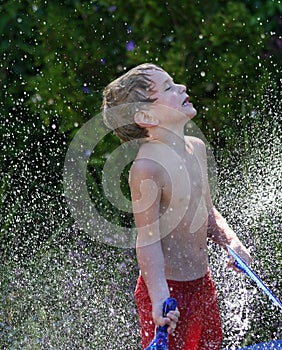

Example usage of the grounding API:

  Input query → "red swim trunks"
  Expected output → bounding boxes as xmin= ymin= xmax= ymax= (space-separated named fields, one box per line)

xmin=135 ymin=269 xmax=222 ymax=350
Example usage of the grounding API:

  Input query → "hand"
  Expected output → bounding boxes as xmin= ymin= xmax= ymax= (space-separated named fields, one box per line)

xmin=152 ymin=301 xmax=180 ymax=334
xmin=227 ymin=241 xmax=252 ymax=273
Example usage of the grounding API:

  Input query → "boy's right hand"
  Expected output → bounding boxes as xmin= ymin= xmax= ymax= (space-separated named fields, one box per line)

xmin=152 ymin=301 xmax=180 ymax=334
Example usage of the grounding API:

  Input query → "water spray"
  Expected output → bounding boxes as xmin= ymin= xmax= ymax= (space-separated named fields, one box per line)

xmin=227 ymin=246 xmax=282 ymax=311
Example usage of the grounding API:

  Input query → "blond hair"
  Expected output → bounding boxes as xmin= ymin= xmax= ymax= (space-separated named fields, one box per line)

xmin=102 ymin=63 xmax=163 ymax=142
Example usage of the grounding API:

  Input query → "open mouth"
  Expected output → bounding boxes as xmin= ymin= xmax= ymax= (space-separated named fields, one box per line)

xmin=182 ymin=96 xmax=190 ymax=106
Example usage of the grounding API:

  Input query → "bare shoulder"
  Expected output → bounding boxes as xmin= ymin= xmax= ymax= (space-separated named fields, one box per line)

xmin=129 ymin=157 xmax=162 ymax=180
xmin=129 ymin=157 xmax=164 ymax=203
xmin=129 ymin=143 xmax=165 ymax=186
xmin=185 ymin=135 xmax=206 ymax=148
xmin=185 ymin=136 xmax=206 ymax=155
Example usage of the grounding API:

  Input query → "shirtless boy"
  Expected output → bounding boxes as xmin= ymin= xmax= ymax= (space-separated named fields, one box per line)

xmin=102 ymin=63 xmax=251 ymax=350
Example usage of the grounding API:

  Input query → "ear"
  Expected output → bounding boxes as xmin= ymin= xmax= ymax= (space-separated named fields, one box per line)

xmin=134 ymin=111 xmax=159 ymax=128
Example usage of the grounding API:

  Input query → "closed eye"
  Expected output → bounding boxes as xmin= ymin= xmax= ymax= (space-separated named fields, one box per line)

xmin=165 ymin=86 xmax=172 ymax=91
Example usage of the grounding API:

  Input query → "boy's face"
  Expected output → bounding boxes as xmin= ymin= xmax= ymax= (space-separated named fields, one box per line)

xmin=148 ymin=70 xmax=197 ymax=120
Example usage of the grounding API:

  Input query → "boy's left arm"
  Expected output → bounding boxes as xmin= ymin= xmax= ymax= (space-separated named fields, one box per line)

xmin=207 ymin=206 xmax=251 ymax=270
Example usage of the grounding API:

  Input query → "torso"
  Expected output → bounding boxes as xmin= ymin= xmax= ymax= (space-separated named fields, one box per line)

xmin=134 ymin=136 xmax=210 ymax=281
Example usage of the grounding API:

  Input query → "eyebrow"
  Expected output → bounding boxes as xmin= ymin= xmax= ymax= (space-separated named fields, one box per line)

xmin=162 ymin=78 xmax=173 ymax=86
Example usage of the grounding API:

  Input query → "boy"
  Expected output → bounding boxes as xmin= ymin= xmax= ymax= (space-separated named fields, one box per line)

xmin=102 ymin=63 xmax=251 ymax=349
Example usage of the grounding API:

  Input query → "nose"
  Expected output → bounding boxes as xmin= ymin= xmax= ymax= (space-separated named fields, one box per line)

xmin=177 ymin=84 xmax=186 ymax=94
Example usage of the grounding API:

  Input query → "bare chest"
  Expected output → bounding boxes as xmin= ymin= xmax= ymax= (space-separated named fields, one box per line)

xmin=159 ymin=152 xmax=209 ymax=235
xmin=161 ymin=153 xmax=208 ymax=207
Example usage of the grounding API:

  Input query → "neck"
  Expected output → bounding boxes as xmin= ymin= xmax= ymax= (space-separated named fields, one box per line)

xmin=147 ymin=124 xmax=186 ymax=152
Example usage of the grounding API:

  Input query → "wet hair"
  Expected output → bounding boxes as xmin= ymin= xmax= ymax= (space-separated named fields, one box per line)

xmin=102 ymin=63 xmax=164 ymax=142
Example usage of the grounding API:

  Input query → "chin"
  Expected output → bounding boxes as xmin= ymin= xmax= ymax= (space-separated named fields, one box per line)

xmin=187 ymin=108 xmax=197 ymax=119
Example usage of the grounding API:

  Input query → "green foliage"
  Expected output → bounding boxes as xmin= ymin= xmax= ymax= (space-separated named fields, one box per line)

xmin=1 ymin=0 xmax=281 ymax=147
xmin=119 ymin=0 xmax=281 ymax=140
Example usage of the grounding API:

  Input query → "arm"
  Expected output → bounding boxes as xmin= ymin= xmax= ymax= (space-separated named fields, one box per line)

xmin=129 ymin=159 xmax=179 ymax=331
xmin=207 ymin=206 xmax=251 ymax=268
